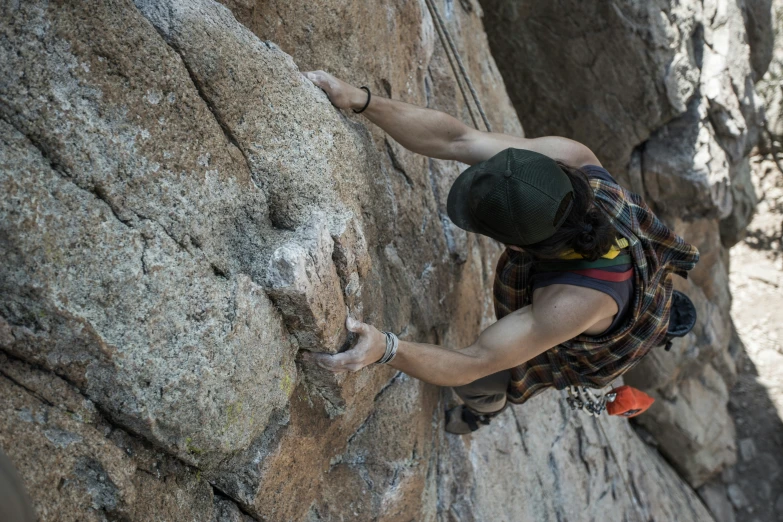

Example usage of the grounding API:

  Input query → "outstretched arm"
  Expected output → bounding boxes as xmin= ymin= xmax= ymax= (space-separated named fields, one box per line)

xmin=304 ymin=70 xmax=601 ymax=167
xmin=306 ymin=285 xmax=616 ymax=387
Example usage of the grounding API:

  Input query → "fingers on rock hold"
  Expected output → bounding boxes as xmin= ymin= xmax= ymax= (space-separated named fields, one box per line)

xmin=347 ymin=317 xmax=368 ymax=334
xmin=306 ymin=70 xmax=328 ymax=84
xmin=304 ymin=71 xmax=319 ymax=84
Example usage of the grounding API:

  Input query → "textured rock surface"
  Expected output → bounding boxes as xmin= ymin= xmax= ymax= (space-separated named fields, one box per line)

xmin=479 ymin=0 xmax=776 ymax=489
xmin=759 ymin=0 xmax=783 ymax=143
xmin=0 ymin=353 xmax=245 ymax=521
xmin=0 ymin=0 xmax=723 ymax=520
xmin=476 ymin=0 xmax=703 ymax=178
xmin=439 ymin=389 xmax=712 ymax=522
xmin=744 ymin=0 xmax=776 ymax=80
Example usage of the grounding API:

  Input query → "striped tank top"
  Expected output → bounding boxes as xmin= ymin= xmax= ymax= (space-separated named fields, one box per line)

xmin=530 ymin=166 xmax=634 ymax=336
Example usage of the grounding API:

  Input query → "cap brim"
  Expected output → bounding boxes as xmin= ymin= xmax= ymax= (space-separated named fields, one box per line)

xmin=447 ymin=164 xmax=481 ymax=233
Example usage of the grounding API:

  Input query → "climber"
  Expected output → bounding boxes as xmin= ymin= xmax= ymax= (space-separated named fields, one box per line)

xmin=302 ymin=70 xmax=699 ymax=434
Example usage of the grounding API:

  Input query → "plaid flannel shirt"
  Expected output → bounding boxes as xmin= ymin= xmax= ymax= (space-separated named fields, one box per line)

xmin=494 ymin=176 xmax=700 ymax=405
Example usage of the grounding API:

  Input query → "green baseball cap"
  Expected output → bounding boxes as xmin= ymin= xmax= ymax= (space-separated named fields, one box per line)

xmin=447 ymin=148 xmax=575 ymax=246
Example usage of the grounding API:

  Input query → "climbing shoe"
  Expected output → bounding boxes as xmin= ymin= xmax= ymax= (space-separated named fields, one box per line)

xmin=444 ymin=404 xmax=506 ymax=435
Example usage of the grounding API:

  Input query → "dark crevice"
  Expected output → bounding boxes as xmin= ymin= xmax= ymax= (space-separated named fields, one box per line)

xmin=213 ymin=489 xmax=261 ymax=521
xmin=138 ymin=12 xmax=261 ymax=194
xmin=345 ymin=371 xmax=403 ymax=447
xmin=135 ymin=467 xmax=158 ymax=479
xmin=381 ymin=78 xmax=392 ymax=97
xmin=330 ymin=242 xmax=353 ymax=302
xmin=211 ymin=263 xmax=229 ymax=279
xmin=129 ymin=210 xmax=188 ymax=253
xmin=1 ymin=113 xmax=133 ymax=230
xmin=575 ymin=425 xmax=591 ymax=476
xmin=373 ymin=370 xmax=404 ymax=402
xmin=181 ymin=59 xmax=256 ymax=188
xmin=0 ymin=367 xmax=56 ymax=410
xmin=385 ymin=138 xmax=415 ymax=188
xmin=511 ymin=408 xmax=531 ymax=456
xmin=140 ymin=237 xmax=149 ymax=276
xmin=424 ymin=69 xmax=434 ymax=108
xmin=548 ymin=452 xmax=567 ymax=522
xmin=1 ymin=349 xmax=95 ymax=410
xmin=90 ymin=184 xmax=132 ymax=228
xmin=0 ymin=112 xmax=71 ymax=179
xmin=159 ymin=225 xmax=189 ymax=252
xmin=629 ymin=473 xmax=644 ymax=518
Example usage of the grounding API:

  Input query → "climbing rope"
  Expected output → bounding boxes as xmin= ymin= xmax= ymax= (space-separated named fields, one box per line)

xmin=423 ymin=0 xmax=493 ymax=133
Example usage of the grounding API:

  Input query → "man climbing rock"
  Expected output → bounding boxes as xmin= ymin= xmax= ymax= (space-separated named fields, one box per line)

xmin=303 ymin=70 xmax=699 ymax=434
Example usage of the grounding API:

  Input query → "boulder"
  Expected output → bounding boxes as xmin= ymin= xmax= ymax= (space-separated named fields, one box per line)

xmin=0 ymin=0 xmax=717 ymax=519
xmin=477 ymin=0 xmax=703 ymax=177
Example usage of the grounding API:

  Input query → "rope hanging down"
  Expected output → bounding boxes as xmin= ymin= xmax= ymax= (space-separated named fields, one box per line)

xmin=423 ymin=0 xmax=493 ymax=133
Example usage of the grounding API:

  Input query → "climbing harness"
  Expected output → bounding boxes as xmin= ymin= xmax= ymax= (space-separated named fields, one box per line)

xmin=566 ymin=385 xmax=615 ymax=417
xmin=562 ymin=289 xmax=697 ymax=418
xmin=566 ymin=384 xmax=654 ymax=418
xmin=423 ymin=0 xmax=493 ymax=132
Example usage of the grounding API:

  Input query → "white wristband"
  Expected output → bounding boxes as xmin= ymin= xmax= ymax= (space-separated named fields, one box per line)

xmin=378 ymin=332 xmax=399 ymax=364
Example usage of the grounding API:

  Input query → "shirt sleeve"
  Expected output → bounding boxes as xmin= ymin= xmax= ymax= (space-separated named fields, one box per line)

xmin=581 ymin=164 xmax=618 ymax=184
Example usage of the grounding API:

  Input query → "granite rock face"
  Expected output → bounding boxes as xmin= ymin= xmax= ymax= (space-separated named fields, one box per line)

xmin=1 ymin=0 xmax=716 ymax=520
xmin=480 ymin=0 xmax=774 ymax=489
xmin=758 ymin=0 xmax=783 ymax=144
xmin=0 ymin=354 xmax=226 ymax=521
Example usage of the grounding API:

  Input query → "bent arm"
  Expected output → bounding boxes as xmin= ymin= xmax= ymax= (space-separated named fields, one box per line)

xmin=309 ymin=286 xmax=616 ymax=387
xmin=389 ymin=289 xmax=608 ymax=386
xmin=359 ymin=96 xmax=473 ymax=162
xmin=362 ymin=98 xmax=601 ymax=168
xmin=304 ymin=70 xmax=601 ymax=167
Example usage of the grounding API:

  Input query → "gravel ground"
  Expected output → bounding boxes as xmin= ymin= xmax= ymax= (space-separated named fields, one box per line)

xmin=724 ymin=155 xmax=783 ymax=522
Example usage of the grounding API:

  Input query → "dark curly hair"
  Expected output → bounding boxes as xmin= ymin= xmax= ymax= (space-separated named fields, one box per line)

xmin=518 ymin=163 xmax=617 ymax=261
